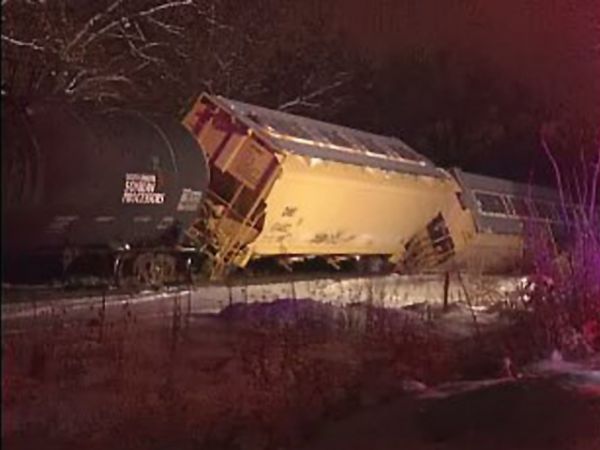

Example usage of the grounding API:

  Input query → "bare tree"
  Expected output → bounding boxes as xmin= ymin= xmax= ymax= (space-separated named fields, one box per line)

xmin=2 ymin=1 xmax=199 ymax=104
xmin=2 ymin=0 xmax=365 ymax=116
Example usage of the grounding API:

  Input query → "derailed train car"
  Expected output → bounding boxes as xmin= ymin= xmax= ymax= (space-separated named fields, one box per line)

xmin=401 ymin=168 xmax=578 ymax=274
xmin=1 ymin=100 xmax=209 ymax=285
xmin=182 ymin=93 xmax=586 ymax=279
xmin=2 ymin=93 xmax=580 ymax=285
xmin=183 ymin=93 xmax=460 ymax=278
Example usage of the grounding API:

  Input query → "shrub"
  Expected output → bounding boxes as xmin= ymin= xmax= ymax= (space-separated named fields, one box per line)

xmin=525 ymin=138 xmax=600 ymax=355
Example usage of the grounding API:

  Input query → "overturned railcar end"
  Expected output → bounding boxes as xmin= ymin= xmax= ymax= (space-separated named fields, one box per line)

xmin=183 ymin=93 xmax=459 ymax=279
xmin=401 ymin=168 xmax=576 ymax=275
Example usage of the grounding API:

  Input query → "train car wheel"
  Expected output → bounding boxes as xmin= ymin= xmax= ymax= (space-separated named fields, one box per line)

xmin=115 ymin=254 xmax=136 ymax=290
xmin=185 ymin=255 xmax=205 ymax=285
xmin=155 ymin=254 xmax=177 ymax=284
xmin=133 ymin=253 xmax=165 ymax=289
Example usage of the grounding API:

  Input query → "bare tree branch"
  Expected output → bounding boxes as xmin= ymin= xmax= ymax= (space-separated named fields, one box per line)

xmin=146 ymin=16 xmax=184 ymax=36
xmin=81 ymin=90 xmax=124 ymax=102
xmin=77 ymin=18 xmax=123 ymax=53
xmin=3 ymin=0 xmax=358 ymax=116
xmin=118 ymin=23 xmax=164 ymax=66
xmin=541 ymin=134 xmax=568 ymax=218
xmin=76 ymin=74 xmax=133 ymax=89
xmin=589 ymin=147 xmax=600 ymax=220
xmin=214 ymin=53 xmax=232 ymax=72
xmin=203 ymin=15 xmax=234 ymax=32
xmin=128 ymin=60 xmax=152 ymax=76
xmin=75 ymin=1 xmax=193 ymax=55
xmin=137 ymin=0 xmax=193 ymax=18
xmin=133 ymin=19 xmax=147 ymax=42
xmin=63 ymin=0 xmax=125 ymax=56
xmin=63 ymin=69 xmax=89 ymax=94
xmin=571 ymin=164 xmax=584 ymax=217
xmin=1 ymin=34 xmax=45 ymax=51
xmin=579 ymin=149 xmax=590 ymax=210
xmin=278 ymin=75 xmax=348 ymax=111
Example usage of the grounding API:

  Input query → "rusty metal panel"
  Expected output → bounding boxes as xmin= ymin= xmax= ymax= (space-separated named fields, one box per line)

xmin=182 ymin=96 xmax=216 ymax=137
xmin=213 ymin=132 xmax=247 ymax=172
xmin=197 ymin=120 xmax=229 ymax=158
xmin=226 ymin=138 xmax=276 ymax=190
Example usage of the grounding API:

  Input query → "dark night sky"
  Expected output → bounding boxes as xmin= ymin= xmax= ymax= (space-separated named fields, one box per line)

xmin=333 ymin=0 xmax=599 ymax=120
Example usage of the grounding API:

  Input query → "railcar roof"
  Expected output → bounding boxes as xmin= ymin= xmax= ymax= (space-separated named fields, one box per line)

xmin=451 ymin=168 xmax=569 ymax=235
xmin=211 ymin=95 xmax=445 ymax=178
xmin=452 ymin=169 xmax=561 ymax=201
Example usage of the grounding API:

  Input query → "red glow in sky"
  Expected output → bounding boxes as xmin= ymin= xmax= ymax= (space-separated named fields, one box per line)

xmin=334 ymin=0 xmax=599 ymax=119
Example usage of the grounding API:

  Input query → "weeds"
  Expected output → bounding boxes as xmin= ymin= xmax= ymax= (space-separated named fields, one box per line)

xmin=3 ymin=265 xmax=576 ymax=449
xmin=524 ymin=137 xmax=600 ymax=356
xmin=4 ymin=290 xmax=495 ymax=450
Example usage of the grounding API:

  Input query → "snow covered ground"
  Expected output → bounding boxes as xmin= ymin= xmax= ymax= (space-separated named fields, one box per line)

xmin=2 ymin=273 xmax=522 ymax=334
xmin=301 ymin=352 xmax=600 ymax=450
xmin=3 ymin=282 xmax=597 ymax=450
xmin=525 ymin=351 xmax=600 ymax=397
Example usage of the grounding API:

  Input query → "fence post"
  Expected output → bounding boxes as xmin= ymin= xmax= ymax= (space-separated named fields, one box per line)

xmin=98 ymin=289 xmax=106 ymax=342
xmin=443 ymin=271 xmax=450 ymax=312
xmin=457 ymin=271 xmax=481 ymax=338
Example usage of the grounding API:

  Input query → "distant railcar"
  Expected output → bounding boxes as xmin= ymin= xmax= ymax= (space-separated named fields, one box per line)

xmin=401 ymin=168 xmax=576 ymax=274
xmin=1 ymin=100 xmax=209 ymax=284
xmin=183 ymin=93 xmax=459 ymax=278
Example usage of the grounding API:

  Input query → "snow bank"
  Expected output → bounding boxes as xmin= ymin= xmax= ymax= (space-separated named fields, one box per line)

xmin=526 ymin=351 xmax=600 ymax=396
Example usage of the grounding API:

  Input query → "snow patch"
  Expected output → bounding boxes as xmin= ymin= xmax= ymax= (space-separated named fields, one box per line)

xmin=526 ymin=351 xmax=600 ymax=396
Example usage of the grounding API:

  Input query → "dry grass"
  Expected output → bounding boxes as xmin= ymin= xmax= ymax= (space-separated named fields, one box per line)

xmin=2 ymin=295 xmax=517 ymax=450
xmin=521 ymin=140 xmax=600 ymax=357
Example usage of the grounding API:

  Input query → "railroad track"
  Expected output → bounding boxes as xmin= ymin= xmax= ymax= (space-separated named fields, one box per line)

xmin=1 ymin=273 xmax=523 ymax=333
xmin=1 ymin=271 xmax=379 ymax=303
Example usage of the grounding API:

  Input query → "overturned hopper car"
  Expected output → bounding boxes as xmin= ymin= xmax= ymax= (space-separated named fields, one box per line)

xmin=1 ymin=100 xmax=209 ymax=284
xmin=402 ymin=168 xmax=578 ymax=274
xmin=183 ymin=93 xmax=460 ymax=279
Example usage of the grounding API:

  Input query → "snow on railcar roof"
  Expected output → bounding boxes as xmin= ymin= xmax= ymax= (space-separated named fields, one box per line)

xmin=211 ymin=95 xmax=444 ymax=177
xmin=450 ymin=168 xmax=572 ymax=235
xmin=452 ymin=168 xmax=561 ymax=201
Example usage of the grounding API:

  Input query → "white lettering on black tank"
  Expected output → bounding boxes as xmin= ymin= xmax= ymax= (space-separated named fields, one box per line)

xmin=122 ymin=173 xmax=165 ymax=205
xmin=177 ymin=188 xmax=203 ymax=212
